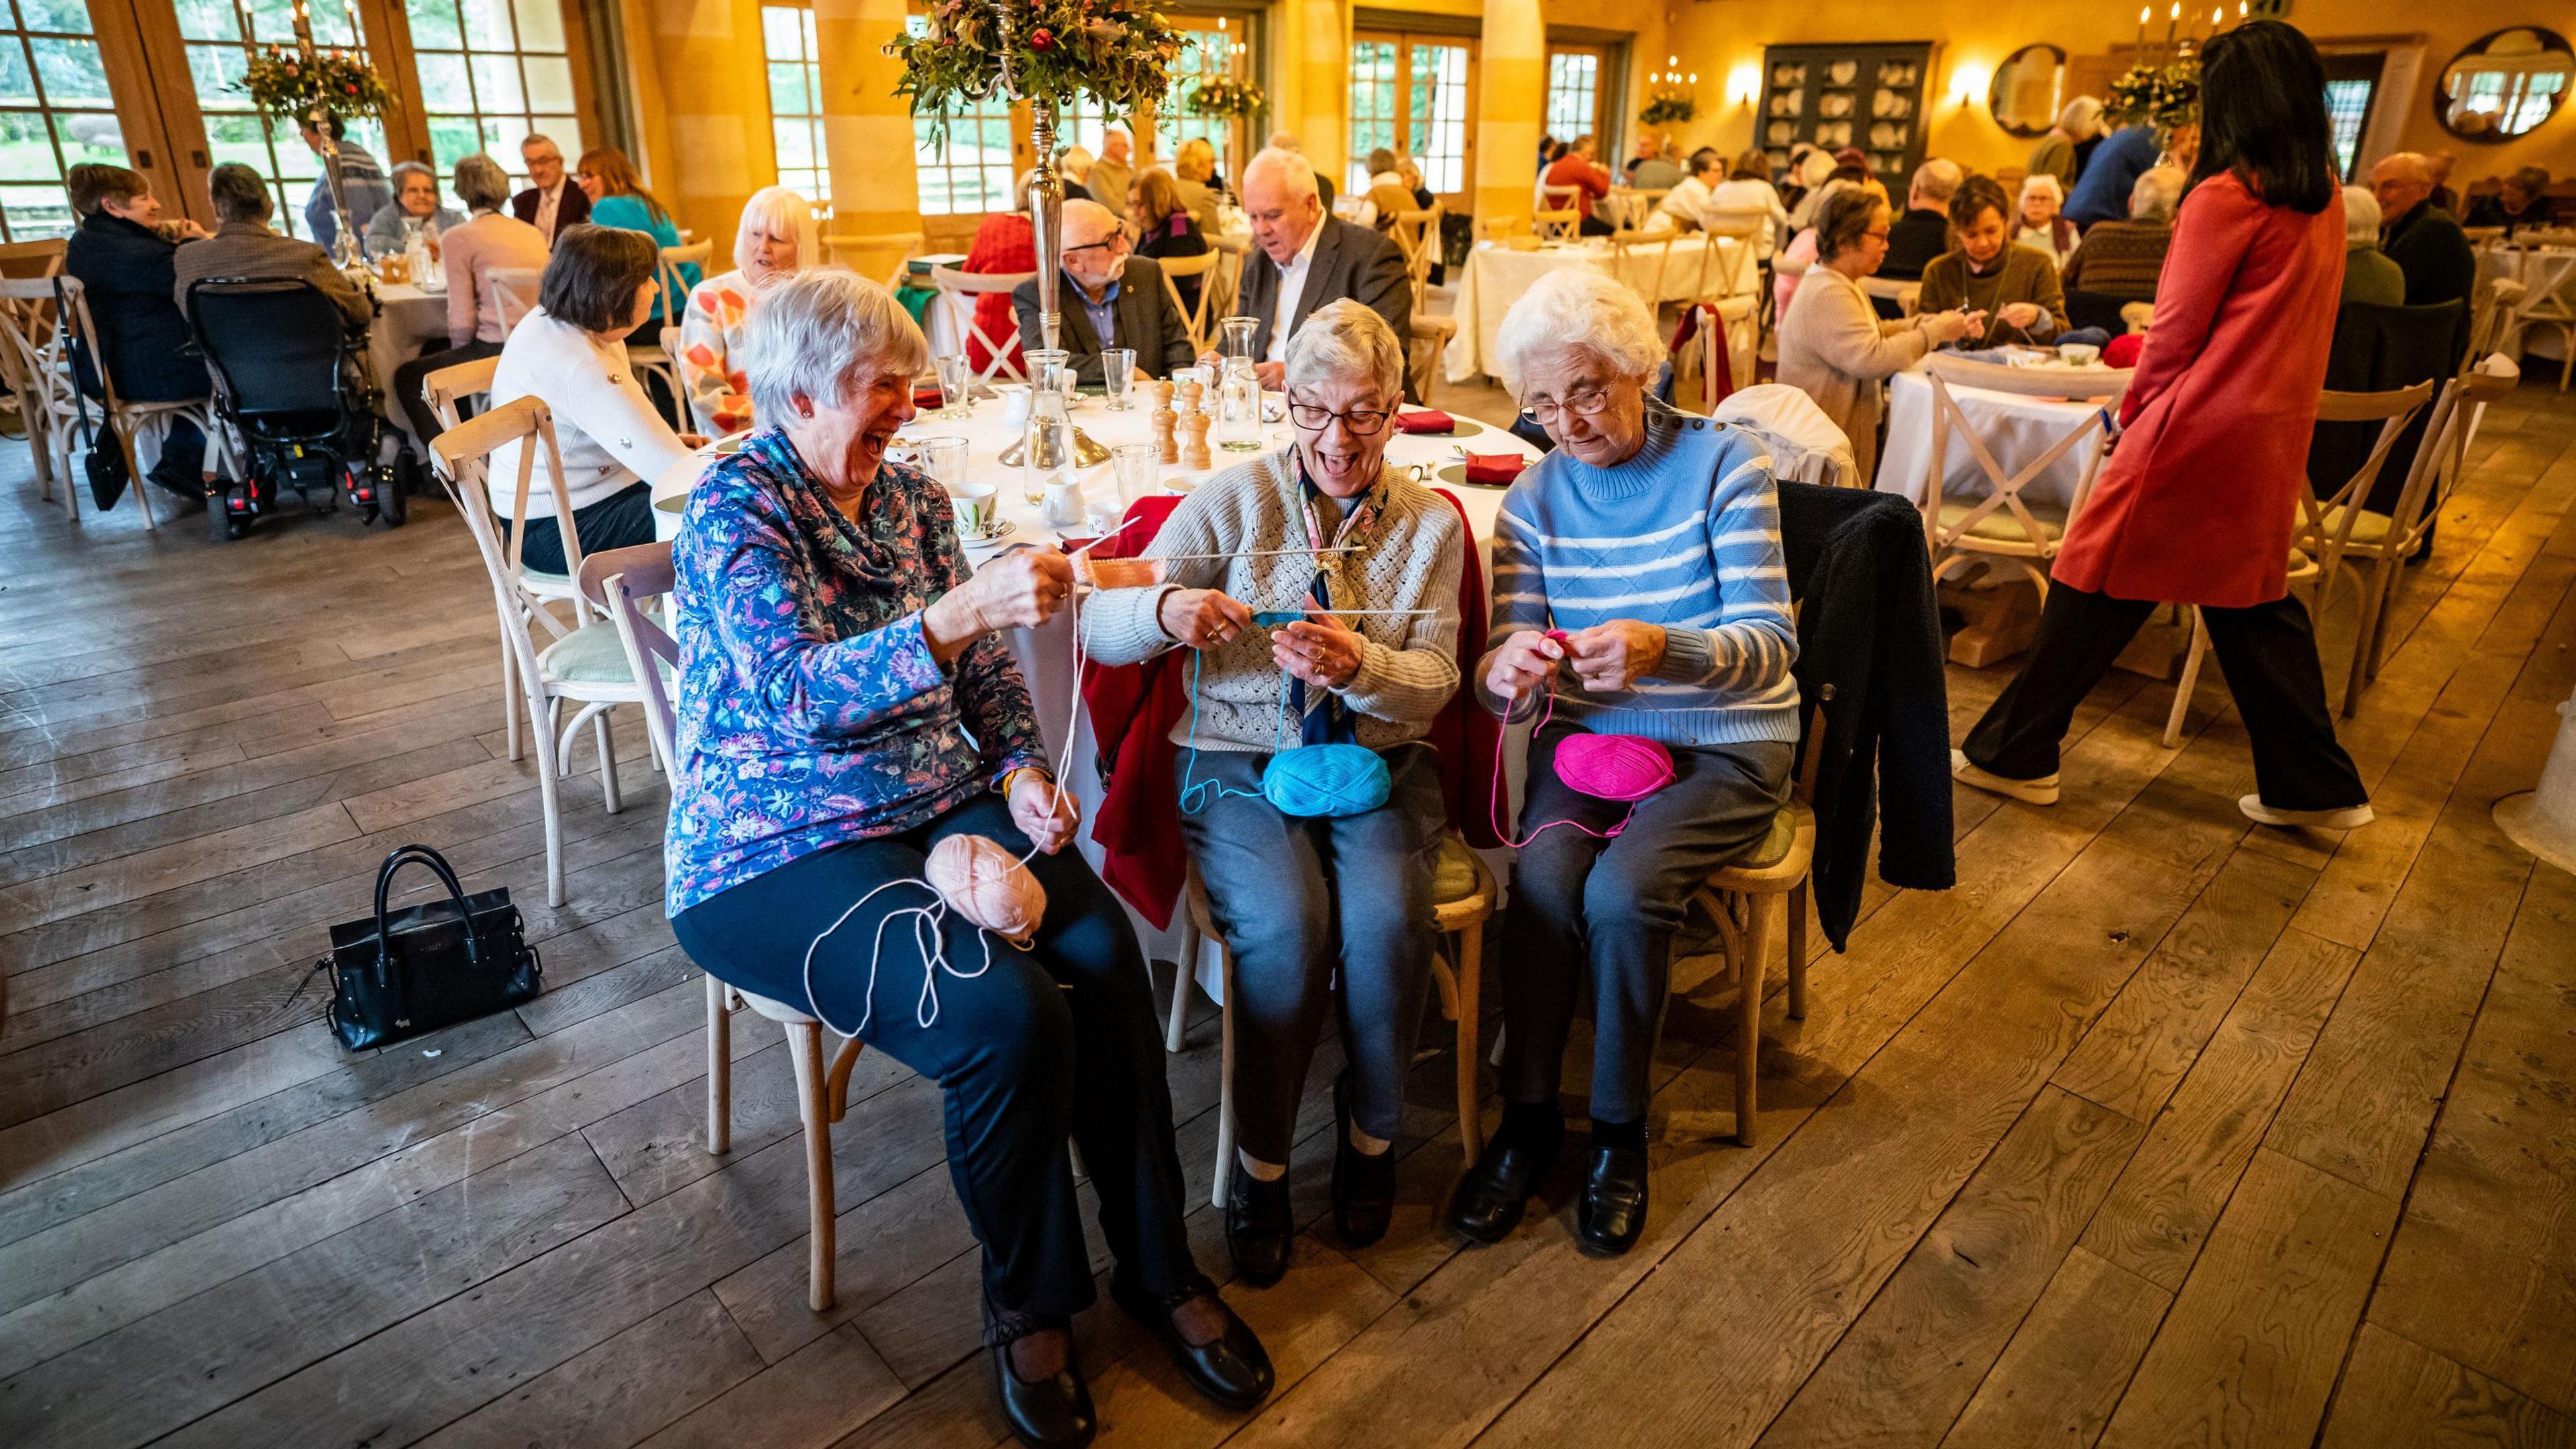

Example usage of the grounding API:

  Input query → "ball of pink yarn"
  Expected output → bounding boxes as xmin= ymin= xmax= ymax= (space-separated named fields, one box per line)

xmin=926 ymin=835 xmax=1047 ymax=946
xmin=1556 ymin=733 xmax=1674 ymax=802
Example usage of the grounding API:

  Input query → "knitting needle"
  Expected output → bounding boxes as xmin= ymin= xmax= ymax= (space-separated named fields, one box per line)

xmin=1251 ymin=608 xmax=1441 ymax=625
xmin=1143 ymin=544 xmax=1365 ymax=562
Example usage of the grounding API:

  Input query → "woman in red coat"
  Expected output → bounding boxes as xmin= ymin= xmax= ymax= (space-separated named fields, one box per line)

xmin=1953 ymin=20 xmax=2372 ymax=830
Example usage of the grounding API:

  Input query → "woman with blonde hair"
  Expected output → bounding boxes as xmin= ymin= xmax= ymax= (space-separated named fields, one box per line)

xmin=1128 ymin=167 xmax=1210 ymax=316
xmin=676 ymin=185 xmax=820 ymax=433
xmin=575 ymin=146 xmax=695 ymax=321
xmin=1171 ymin=138 xmax=1227 ymax=233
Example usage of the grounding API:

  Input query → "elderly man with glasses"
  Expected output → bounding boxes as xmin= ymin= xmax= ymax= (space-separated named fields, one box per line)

xmin=1010 ymin=199 xmax=1195 ymax=384
xmin=1082 ymin=299 xmax=1464 ymax=1289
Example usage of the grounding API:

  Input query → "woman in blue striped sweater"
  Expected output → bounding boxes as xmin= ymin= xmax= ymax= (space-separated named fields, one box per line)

xmin=1448 ymin=269 xmax=1801 ymax=1256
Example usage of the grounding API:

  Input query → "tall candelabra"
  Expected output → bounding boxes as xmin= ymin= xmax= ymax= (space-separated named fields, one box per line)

xmin=989 ymin=0 xmax=1063 ymax=353
xmin=288 ymin=0 xmax=362 ymax=264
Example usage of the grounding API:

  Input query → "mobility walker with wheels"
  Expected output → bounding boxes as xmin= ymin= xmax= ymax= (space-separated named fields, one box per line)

xmin=183 ymin=275 xmax=415 ymax=539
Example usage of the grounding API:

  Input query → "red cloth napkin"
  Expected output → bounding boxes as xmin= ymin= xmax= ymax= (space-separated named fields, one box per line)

xmin=2104 ymin=333 xmax=2145 ymax=368
xmin=1464 ymin=453 xmax=1527 ymax=486
xmin=912 ymin=383 xmax=945 ymax=409
xmin=1079 ymin=490 xmax=1501 ymax=929
xmin=1395 ymin=408 xmax=1457 ymax=434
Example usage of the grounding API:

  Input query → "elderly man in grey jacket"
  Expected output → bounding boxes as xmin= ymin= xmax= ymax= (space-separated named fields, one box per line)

xmin=1213 ymin=147 xmax=1411 ymax=391
xmin=1010 ymin=199 xmax=1195 ymax=383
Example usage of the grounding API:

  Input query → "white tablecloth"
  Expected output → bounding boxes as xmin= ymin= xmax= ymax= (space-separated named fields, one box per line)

xmin=365 ymin=282 xmax=451 ymax=444
xmin=1873 ymin=367 xmax=2118 ymax=511
xmin=2479 ymin=244 xmax=2575 ymax=364
xmin=646 ymin=398 xmax=1538 ymax=963
xmin=1444 ymin=235 xmax=1754 ymax=390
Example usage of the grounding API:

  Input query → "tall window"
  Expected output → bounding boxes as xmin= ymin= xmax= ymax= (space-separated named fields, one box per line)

xmin=405 ymin=0 xmax=581 ymax=201
xmin=0 ymin=0 xmax=126 ymax=241
xmin=908 ymin=17 xmax=1016 ymax=215
xmin=178 ymin=0 xmax=389 ymax=235
xmin=1346 ymin=32 xmax=1474 ymax=203
xmin=761 ymin=3 xmax=825 ymax=201
xmin=1546 ymin=46 xmax=1602 ymax=142
xmin=1159 ymin=19 xmax=1238 ymax=162
xmin=2322 ymin=78 xmax=2371 ymax=180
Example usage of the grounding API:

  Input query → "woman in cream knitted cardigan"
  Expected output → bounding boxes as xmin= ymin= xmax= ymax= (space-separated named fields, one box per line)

xmin=1775 ymin=188 xmax=1980 ymax=484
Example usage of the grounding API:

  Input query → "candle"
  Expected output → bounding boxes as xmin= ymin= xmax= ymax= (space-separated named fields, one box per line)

xmin=2166 ymin=1 xmax=2180 ymax=45
xmin=2137 ymin=7 xmax=2149 ymax=47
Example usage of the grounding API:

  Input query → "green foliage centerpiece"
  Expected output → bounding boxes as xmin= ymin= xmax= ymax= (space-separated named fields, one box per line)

xmin=237 ymin=4 xmax=393 ymax=264
xmin=890 ymin=1 xmax=1180 ymax=352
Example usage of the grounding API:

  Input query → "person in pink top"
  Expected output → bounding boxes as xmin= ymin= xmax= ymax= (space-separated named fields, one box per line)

xmin=392 ymin=153 xmax=549 ymax=447
xmin=1953 ymin=21 xmax=2373 ymax=833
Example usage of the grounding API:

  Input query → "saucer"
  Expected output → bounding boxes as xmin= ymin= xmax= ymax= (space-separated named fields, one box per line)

xmin=959 ymin=519 xmax=1018 ymax=547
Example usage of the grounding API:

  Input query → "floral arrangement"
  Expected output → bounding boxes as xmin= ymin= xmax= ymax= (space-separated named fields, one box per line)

xmin=1185 ymin=74 xmax=1266 ymax=119
xmin=234 ymin=46 xmax=393 ymax=125
xmin=2104 ymin=60 xmax=2200 ymax=130
xmin=889 ymin=0 xmax=1181 ymax=150
xmin=1640 ymin=89 xmax=1696 ymax=127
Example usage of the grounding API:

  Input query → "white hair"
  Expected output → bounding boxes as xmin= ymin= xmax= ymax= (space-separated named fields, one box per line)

xmin=1242 ymin=146 xmax=1318 ymax=204
xmin=2057 ymin=96 xmax=2102 ymax=138
xmin=733 ymin=184 xmax=820 ymax=279
xmin=2341 ymin=184 xmax=2382 ymax=246
xmin=1283 ymin=299 xmax=1403 ymax=403
xmin=1491 ymin=268 xmax=1663 ymax=396
xmin=2129 ymin=166 xmax=2185 ymax=223
xmin=1267 ymin=130 xmax=1304 ymax=154
xmin=1059 ymin=145 xmax=1095 ymax=181
xmin=2019 ymin=172 xmax=2063 ymax=209
xmin=742 ymin=269 xmax=927 ymax=424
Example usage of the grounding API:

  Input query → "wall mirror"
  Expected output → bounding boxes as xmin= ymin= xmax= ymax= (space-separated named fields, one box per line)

xmin=1989 ymin=44 xmax=2068 ymax=136
xmin=2435 ymin=28 xmax=2572 ymax=141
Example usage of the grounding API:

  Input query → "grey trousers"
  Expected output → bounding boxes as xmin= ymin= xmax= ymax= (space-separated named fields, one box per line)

xmin=1500 ymin=724 xmax=1794 ymax=1123
xmin=1179 ymin=743 xmax=1448 ymax=1165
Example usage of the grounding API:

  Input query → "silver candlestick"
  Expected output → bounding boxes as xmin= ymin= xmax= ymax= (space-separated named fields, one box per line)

xmin=288 ymin=0 xmax=362 ymax=265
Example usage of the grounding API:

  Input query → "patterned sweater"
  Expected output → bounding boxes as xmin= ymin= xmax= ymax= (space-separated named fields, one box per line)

xmin=1484 ymin=411 xmax=1800 ymax=746
xmin=1081 ymin=447 xmax=1464 ymax=753
xmin=678 ymin=268 xmax=759 ymax=435
xmin=663 ymin=429 xmax=1047 ymax=914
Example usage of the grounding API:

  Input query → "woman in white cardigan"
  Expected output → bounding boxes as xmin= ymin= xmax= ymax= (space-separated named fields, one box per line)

xmin=486 ymin=224 xmax=704 ymax=575
xmin=1774 ymin=189 xmax=1978 ymax=486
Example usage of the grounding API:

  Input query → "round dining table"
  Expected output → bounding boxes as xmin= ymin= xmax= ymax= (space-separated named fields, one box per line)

xmin=647 ymin=390 xmax=1542 ymax=966
xmin=1872 ymin=364 xmax=2123 ymax=511
xmin=1444 ymin=232 xmax=1755 ymax=388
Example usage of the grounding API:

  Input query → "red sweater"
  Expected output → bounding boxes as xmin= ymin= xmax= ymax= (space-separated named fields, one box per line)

xmin=961 ymin=213 xmax=1033 ymax=375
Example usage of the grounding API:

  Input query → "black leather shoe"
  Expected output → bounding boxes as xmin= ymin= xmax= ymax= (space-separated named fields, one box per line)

xmin=1110 ymin=1273 xmax=1275 ymax=1411
xmin=1331 ymin=1071 xmax=1396 ymax=1247
xmin=1576 ymin=1145 xmax=1650 ymax=1256
xmin=1447 ymin=1130 xmax=1558 ymax=1244
xmin=1225 ymin=1165 xmax=1293 ymax=1287
xmin=985 ymin=1305 xmax=1093 ymax=1448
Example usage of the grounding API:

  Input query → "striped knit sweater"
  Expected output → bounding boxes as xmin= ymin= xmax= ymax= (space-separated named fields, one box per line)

xmin=1484 ymin=410 xmax=1800 ymax=746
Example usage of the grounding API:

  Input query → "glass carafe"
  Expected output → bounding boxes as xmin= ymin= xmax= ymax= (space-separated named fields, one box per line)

xmin=1218 ymin=314 xmax=1260 ymax=367
xmin=1020 ymin=349 xmax=1075 ymax=505
xmin=1216 ymin=355 xmax=1263 ymax=452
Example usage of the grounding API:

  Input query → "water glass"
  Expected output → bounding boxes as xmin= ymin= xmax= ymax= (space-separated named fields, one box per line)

xmin=1101 ymin=349 xmax=1137 ymax=411
xmin=915 ymin=435 xmax=970 ymax=494
xmin=933 ymin=354 xmax=973 ymax=417
xmin=1111 ymin=441 xmax=1159 ymax=504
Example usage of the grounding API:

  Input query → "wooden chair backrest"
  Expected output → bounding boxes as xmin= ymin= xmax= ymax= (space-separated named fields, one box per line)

xmin=34 ymin=273 xmax=128 ymax=415
xmin=419 ymin=352 xmax=500 ymax=437
xmin=582 ymin=542 xmax=681 ymax=767
xmin=431 ymin=393 xmax=588 ymax=593
xmin=928 ymin=264 xmax=1036 ymax=382
xmin=1860 ymin=276 xmax=1921 ymax=318
xmin=486 ymin=266 xmax=542 ymax=332
xmin=1155 ymin=250 xmax=1220 ymax=356
xmin=1532 ymin=207 xmax=1582 ymax=243
xmin=1391 ymin=205 xmax=1443 ymax=307
xmin=0 ymin=237 xmax=66 ymax=280
xmin=657 ymin=240 xmax=714 ymax=317
xmin=1607 ymin=229 xmax=1674 ymax=309
xmin=1921 ymin=354 xmax=2129 ymax=551
xmin=2297 ymin=380 xmax=2438 ymax=572
xmin=827 ymin=231 xmax=924 ymax=289
xmin=0 ymin=276 xmax=63 ymax=409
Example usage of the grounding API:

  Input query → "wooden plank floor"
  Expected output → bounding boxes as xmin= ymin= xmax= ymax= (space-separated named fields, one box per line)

xmin=2 ymin=379 xmax=2573 ymax=1449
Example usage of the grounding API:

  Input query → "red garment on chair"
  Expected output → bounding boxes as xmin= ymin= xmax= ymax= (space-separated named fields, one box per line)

xmin=1670 ymin=303 xmax=1737 ymax=408
xmin=1080 ymin=489 xmax=1500 ymax=930
xmin=960 ymin=212 xmax=1034 ymax=376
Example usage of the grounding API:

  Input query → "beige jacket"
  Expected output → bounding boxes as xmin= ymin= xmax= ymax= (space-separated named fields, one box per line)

xmin=1774 ymin=266 xmax=1936 ymax=487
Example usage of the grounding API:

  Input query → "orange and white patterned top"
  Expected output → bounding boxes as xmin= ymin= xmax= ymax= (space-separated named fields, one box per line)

xmin=678 ymin=269 xmax=759 ymax=435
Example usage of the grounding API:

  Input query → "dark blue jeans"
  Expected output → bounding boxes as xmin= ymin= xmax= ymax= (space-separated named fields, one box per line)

xmin=671 ymin=792 xmax=1199 ymax=1324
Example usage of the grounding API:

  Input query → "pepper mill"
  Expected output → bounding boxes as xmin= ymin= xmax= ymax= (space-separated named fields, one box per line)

xmin=1152 ymin=385 xmax=1178 ymax=464
xmin=1181 ymin=409 xmax=1212 ymax=472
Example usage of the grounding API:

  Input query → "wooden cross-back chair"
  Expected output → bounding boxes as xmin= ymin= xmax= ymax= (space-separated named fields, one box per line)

xmin=1860 ymin=276 xmax=1921 ymax=318
xmin=626 ymin=241 xmax=712 ymax=429
xmin=1607 ymin=229 xmax=1676 ymax=315
xmin=827 ymin=230 xmax=925 ymax=290
xmin=0 ymin=276 xmax=71 ymax=506
xmin=1918 ymin=354 xmax=2129 ymax=598
xmin=1532 ymin=206 xmax=1582 ymax=244
xmin=2509 ymin=247 xmax=2576 ymax=392
xmin=929 ymin=264 xmax=1037 ymax=384
xmin=585 ymin=539 xmax=865 ymax=1312
xmin=1391 ymin=205 xmax=1444 ymax=311
xmin=4 ymin=274 xmax=211 ymax=531
xmin=430 ymin=395 xmax=637 ymax=908
xmin=420 ymin=352 xmax=557 ymax=757
xmin=486 ymin=266 xmax=543 ymax=333
xmin=1155 ymin=250 xmax=1221 ymax=356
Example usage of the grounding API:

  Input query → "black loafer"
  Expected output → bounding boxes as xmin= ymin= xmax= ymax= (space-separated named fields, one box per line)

xmin=984 ymin=1303 xmax=1093 ymax=1448
xmin=1225 ymin=1165 xmax=1293 ymax=1287
xmin=1447 ymin=1130 xmax=1558 ymax=1244
xmin=1331 ymin=1071 xmax=1397 ymax=1246
xmin=1576 ymin=1145 xmax=1650 ymax=1257
xmin=1110 ymin=1273 xmax=1275 ymax=1411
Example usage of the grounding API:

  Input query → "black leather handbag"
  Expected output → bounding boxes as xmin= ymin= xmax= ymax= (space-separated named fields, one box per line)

xmin=320 ymin=845 xmax=542 ymax=1051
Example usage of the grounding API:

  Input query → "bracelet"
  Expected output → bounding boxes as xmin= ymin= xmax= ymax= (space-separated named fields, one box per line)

xmin=995 ymin=765 xmax=1053 ymax=798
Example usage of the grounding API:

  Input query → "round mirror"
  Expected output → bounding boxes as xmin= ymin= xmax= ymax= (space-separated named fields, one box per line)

xmin=2435 ymin=28 xmax=2572 ymax=142
xmin=1989 ymin=44 xmax=2068 ymax=137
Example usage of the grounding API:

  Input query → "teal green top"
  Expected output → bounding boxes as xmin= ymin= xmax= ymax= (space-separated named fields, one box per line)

xmin=588 ymin=193 xmax=696 ymax=323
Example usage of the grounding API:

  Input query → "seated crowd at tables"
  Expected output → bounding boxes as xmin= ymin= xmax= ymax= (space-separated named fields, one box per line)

xmin=34 ymin=25 xmax=2542 ymax=1444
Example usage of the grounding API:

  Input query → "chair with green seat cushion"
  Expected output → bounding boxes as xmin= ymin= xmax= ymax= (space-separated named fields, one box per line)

xmin=1175 ymin=830 xmax=1501 ymax=1203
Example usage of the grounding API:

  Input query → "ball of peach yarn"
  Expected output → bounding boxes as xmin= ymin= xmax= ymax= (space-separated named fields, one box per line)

xmin=924 ymin=835 xmax=1046 ymax=947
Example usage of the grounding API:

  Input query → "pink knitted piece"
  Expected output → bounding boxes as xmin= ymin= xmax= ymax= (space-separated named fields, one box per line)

xmin=1556 ymin=733 xmax=1675 ymax=802
xmin=925 ymin=835 xmax=1046 ymax=947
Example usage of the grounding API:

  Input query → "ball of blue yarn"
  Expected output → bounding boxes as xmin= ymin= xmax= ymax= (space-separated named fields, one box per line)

xmin=1262 ymin=743 xmax=1392 ymax=818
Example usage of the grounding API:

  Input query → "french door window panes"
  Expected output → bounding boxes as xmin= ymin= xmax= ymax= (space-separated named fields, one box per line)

xmin=1407 ymin=42 xmax=1468 ymax=195
xmin=907 ymin=13 xmax=1014 ymax=216
xmin=1546 ymin=48 xmax=1599 ymax=140
xmin=406 ymin=0 xmax=579 ymax=205
xmin=179 ymin=0 xmax=388 ymax=235
xmin=1159 ymin=21 xmax=1236 ymax=163
xmin=761 ymin=3 xmax=825 ymax=201
xmin=0 ymin=0 xmax=127 ymax=240
xmin=1347 ymin=38 xmax=1395 ymax=192
xmin=1346 ymin=32 xmax=1473 ymax=202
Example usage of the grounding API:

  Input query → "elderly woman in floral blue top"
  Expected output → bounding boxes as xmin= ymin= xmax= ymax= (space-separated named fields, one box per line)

xmin=664 ymin=271 xmax=1270 ymax=1449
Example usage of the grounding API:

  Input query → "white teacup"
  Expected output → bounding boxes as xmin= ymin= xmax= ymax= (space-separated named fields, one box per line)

xmin=2057 ymin=343 xmax=2102 ymax=368
xmin=949 ymin=482 xmax=998 ymax=538
xmin=994 ymin=384 xmax=1033 ymax=431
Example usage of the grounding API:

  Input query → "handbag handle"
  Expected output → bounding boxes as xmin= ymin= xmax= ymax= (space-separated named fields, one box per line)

xmin=372 ymin=844 xmax=484 ymax=971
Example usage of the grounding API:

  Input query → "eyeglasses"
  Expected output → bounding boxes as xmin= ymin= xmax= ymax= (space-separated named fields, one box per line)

xmin=1862 ymin=228 xmax=1891 ymax=241
xmin=1517 ymin=386 xmax=1615 ymax=426
xmin=1063 ymin=232 xmax=1131 ymax=257
xmin=1287 ymin=400 xmax=1393 ymax=435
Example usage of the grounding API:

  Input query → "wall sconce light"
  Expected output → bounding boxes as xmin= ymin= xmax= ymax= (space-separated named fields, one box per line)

xmin=1951 ymin=62 xmax=1990 ymax=109
xmin=1727 ymin=61 xmax=1761 ymax=106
